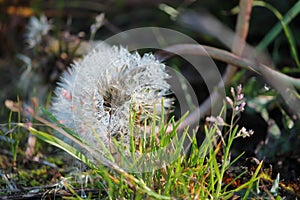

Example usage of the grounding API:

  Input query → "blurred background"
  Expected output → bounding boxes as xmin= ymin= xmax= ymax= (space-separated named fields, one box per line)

xmin=0 ymin=0 xmax=300 ymax=184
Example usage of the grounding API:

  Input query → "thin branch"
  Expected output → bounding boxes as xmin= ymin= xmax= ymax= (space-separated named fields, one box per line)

xmin=161 ymin=43 xmax=300 ymax=132
xmin=163 ymin=44 xmax=300 ymax=88
xmin=224 ymin=0 xmax=253 ymax=84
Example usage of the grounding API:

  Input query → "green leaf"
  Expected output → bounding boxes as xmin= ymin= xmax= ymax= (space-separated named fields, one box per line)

xmin=25 ymin=125 xmax=95 ymax=169
xmin=255 ymin=1 xmax=300 ymax=68
xmin=40 ymin=107 xmax=84 ymax=143
xmin=242 ymin=161 xmax=263 ymax=200
xmin=256 ymin=0 xmax=300 ymax=51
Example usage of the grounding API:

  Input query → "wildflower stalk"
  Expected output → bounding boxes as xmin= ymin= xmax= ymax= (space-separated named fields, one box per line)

xmin=225 ymin=0 xmax=252 ymax=146
xmin=215 ymin=125 xmax=238 ymax=198
xmin=206 ymin=84 xmax=253 ymax=198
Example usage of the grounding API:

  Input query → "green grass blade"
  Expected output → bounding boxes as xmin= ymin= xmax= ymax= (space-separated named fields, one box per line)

xmin=40 ymin=107 xmax=84 ymax=142
xmin=21 ymin=123 xmax=96 ymax=168
xmin=255 ymin=1 xmax=300 ymax=68
xmin=242 ymin=161 xmax=263 ymax=200
xmin=256 ymin=0 xmax=300 ymax=51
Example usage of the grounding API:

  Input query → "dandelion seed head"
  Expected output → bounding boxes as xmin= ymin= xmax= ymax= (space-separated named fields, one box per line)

xmin=51 ymin=44 xmax=172 ymax=159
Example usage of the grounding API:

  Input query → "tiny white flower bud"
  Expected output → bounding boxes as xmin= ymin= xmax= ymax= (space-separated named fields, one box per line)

xmin=230 ymin=87 xmax=235 ymax=97
xmin=239 ymin=101 xmax=246 ymax=112
xmin=234 ymin=106 xmax=239 ymax=112
xmin=226 ymin=96 xmax=234 ymax=106
xmin=206 ymin=116 xmax=216 ymax=123
xmin=216 ymin=116 xmax=225 ymax=126
xmin=237 ymin=84 xmax=242 ymax=95
xmin=236 ymin=93 xmax=244 ymax=101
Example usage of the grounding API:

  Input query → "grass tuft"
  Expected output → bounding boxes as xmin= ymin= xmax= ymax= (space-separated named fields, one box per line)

xmin=17 ymin=87 xmax=264 ymax=199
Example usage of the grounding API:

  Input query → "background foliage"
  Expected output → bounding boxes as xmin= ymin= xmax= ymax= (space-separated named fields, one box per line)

xmin=0 ymin=0 xmax=300 ymax=199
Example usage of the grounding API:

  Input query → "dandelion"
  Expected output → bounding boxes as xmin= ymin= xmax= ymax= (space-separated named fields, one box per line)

xmin=51 ymin=44 xmax=172 ymax=160
xmin=25 ymin=14 xmax=52 ymax=48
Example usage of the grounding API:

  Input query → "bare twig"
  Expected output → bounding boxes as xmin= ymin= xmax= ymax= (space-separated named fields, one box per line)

xmin=163 ymin=2 xmax=300 ymax=130
xmin=192 ymin=0 xmax=254 ymax=123
xmin=161 ymin=43 xmax=300 ymax=132
xmin=163 ymin=44 xmax=300 ymax=89
xmin=224 ymin=0 xmax=253 ymax=84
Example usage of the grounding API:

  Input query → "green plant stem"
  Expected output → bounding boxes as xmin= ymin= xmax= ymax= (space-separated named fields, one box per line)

xmin=254 ymin=1 xmax=300 ymax=68
xmin=257 ymin=0 xmax=300 ymax=51
xmin=215 ymin=111 xmax=237 ymax=197
xmin=214 ymin=3 xmax=253 ymax=161
xmin=242 ymin=161 xmax=263 ymax=200
xmin=8 ymin=111 xmax=15 ymax=165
